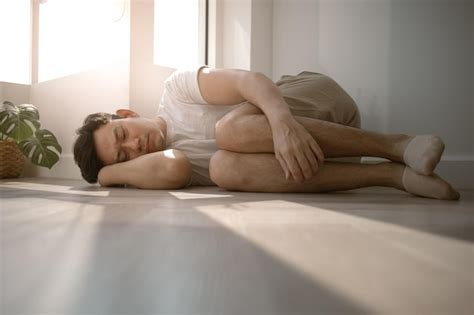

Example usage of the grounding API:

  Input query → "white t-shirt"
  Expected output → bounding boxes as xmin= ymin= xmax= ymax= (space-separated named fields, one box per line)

xmin=157 ymin=66 xmax=240 ymax=186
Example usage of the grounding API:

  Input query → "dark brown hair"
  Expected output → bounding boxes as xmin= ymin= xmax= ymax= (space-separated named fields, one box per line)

xmin=73 ymin=112 xmax=120 ymax=183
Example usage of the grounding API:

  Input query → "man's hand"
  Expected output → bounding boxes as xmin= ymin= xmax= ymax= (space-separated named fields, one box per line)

xmin=271 ymin=115 xmax=324 ymax=182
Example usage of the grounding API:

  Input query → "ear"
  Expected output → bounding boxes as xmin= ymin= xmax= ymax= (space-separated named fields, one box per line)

xmin=116 ymin=109 xmax=139 ymax=118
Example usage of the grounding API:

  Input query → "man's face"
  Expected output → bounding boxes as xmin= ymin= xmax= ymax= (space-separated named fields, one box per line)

xmin=94 ymin=117 xmax=166 ymax=165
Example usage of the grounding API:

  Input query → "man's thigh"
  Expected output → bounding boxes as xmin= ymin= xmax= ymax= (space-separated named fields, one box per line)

xmin=210 ymin=150 xmax=313 ymax=192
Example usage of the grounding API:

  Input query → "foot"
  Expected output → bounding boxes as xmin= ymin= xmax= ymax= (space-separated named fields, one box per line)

xmin=402 ymin=135 xmax=445 ymax=175
xmin=401 ymin=167 xmax=460 ymax=200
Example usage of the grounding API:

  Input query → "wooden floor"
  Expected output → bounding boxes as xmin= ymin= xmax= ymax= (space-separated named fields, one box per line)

xmin=1 ymin=178 xmax=473 ymax=315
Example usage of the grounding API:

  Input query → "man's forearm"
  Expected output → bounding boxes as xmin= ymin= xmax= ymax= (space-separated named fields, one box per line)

xmin=98 ymin=150 xmax=192 ymax=189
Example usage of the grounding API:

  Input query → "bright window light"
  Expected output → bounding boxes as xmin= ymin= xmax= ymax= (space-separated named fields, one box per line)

xmin=38 ymin=0 xmax=129 ymax=83
xmin=154 ymin=0 xmax=206 ymax=69
xmin=0 ymin=0 xmax=32 ymax=84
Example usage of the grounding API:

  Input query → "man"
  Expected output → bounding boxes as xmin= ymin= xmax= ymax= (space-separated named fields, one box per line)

xmin=74 ymin=67 xmax=460 ymax=200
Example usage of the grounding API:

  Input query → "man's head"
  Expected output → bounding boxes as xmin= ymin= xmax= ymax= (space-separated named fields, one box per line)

xmin=74 ymin=109 xmax=166 ymax=183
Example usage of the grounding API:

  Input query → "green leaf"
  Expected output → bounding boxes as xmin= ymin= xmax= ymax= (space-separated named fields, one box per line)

xmin=18 ymin=129 xmax=62 ymax=169
xmin=0 ymin=102 xmax=40 ymax=142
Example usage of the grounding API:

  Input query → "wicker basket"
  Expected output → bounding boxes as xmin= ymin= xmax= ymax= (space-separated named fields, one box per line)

xmin=0 ymin=139 xmax=25 ymax=178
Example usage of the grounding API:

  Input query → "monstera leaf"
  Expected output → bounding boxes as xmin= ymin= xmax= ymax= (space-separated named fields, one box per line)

xmin=0 ymin=101 xmax=62 ymax=170
xmin=18 ymin=129 xmax=62 ymax=169
xmin=0 ymin=102 xmax=40 ymax=141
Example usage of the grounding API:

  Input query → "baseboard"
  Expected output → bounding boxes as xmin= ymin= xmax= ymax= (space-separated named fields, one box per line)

xmin=22 ymin=155 xmax=474 ymax=190
xmin=23 ymin=154 xmax=83 ymax=181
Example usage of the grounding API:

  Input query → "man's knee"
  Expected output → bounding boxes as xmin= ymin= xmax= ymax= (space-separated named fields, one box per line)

xmin=215 ymin=103 xmax=263 ymax=150
xmin=215 ymin=113 xmax=236 ymax=150
xmin=209 ymin=150 xmax=244 ymax=189
xmin=215 ymin=112 xmax=251 ymax=151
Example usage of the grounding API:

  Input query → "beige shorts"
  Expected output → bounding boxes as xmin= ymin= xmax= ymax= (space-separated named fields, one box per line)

xmin=277 ymin=71 xmax=360 ymax=127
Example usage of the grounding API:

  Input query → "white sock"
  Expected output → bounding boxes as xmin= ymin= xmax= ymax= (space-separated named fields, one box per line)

xmin=402 ymin=167 xmax=460 ymax=200
xmin=403 ymin=135 xmax=445 ymax=175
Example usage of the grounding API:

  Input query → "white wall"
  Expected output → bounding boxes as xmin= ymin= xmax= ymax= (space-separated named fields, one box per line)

xmin=272 ymin=0 xmax=392 ymax=132
xmin=272 ymin=0 xmax=319 ymax=81
xmin=24 ymin=63 xmax=130 ymax=179
xmin=250 ymin=0 xmax=273 ymax=76
xmin=0 ymin=82 xmax=30 ymax=105
xmin=4 ymin=1 xmax=132 ymax=179
xmin=218 ymin=0 xmax=252 ymax=70
xmin=271 ymin=0 xmax=473 ymax=188
xmin=386 ymin=0 xmax=472 ymax=154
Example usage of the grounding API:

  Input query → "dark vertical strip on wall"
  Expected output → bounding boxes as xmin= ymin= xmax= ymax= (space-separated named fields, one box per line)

xmin=205 ymin=0 xmax=209 ymax=65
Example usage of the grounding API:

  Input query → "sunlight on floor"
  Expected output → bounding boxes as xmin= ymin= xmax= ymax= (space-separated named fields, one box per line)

xmin=168 ymin=191 xmax=234 ymax=200
xmin=195 ymin=199 xmax=474 ymax=311
xmin=0 ymin=182 xmax=110 ymax=197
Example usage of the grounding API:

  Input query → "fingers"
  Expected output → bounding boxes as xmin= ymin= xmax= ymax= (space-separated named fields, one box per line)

xmin=276 ymin=140 xmax=325 ymax=183
xmin=296 ymin=152 xmax=314 ymax=181
xmin=286 ymin=156 xmax=305 ymax=182
xmin=291 ymin=140 xmax=324 ymax=181
xmin=278 ymin=147 xmax=323 ymax=182
xmin=304 ymin=147 xmax=319 ymax=175
xmin=277 ymin=151 xmax=304 ymax=182
xmin=276 ymin=152 xmax=292 ymax=180
xmin=310 ymin=141 xmax=325 ymax=165
xmin=282 ymin=152 xmax=310 ymax=183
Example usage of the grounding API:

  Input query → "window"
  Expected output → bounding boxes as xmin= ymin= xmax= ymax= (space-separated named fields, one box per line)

xmin=154 ymin=0 xmax=207 ymax=69
xmin=0 ymin=0 xmax=32 ymax=84
xmin=38 ymin=0 xmax=129 ymax=82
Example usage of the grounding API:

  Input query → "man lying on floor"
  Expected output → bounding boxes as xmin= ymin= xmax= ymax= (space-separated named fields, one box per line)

xmin=73 ymin=67 xmax=460 ymax=200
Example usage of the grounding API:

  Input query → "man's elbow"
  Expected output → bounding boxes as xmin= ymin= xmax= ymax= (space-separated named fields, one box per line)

xmin=97 ymin=166 xmax=114 ymax=187
xmin=160 ymin=149 xmax=192 ymax=189
xmin=239 ymin=71 xmax=265 ymax=89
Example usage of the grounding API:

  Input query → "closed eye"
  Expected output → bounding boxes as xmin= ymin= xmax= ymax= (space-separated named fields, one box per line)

xmin=119 ymin=126 xmax=125 ymax=141
xmin=114 ymin=126 xmax=128 ymax=163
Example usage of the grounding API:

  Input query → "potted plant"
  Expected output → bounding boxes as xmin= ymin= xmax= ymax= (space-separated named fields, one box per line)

xmin=0 ymin=100 xmax=62 ymax=178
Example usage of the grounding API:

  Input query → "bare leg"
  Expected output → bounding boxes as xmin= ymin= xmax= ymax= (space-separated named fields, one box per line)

xmin=216 ymin=104 xmax=444 ymax=174
xmin=209 ymin=150 xmax=460 ymax=200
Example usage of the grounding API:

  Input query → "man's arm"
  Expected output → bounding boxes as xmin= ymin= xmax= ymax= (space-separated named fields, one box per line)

xmin=198 ymin=68 xmax=324 ymax=182
xmin=98 ymin=149 xmax=192 ymax=189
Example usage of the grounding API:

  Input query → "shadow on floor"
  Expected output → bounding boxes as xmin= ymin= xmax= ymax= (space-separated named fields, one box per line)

xmin=2 ymin=178 xmax=473 ymax=314
xmin=2 ymin=186 xmax=370 ymax=314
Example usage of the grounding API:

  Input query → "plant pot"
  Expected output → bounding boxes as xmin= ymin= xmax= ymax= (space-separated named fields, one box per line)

xmin=0 ymin=139 xmax=25 ymax=178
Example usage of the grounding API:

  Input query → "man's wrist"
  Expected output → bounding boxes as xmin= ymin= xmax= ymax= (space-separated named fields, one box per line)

xmin=266 ymin=106 xmax=293 ymax=125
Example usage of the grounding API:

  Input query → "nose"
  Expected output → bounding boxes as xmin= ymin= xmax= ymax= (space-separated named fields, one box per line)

xmin=121 ymin=137 xmax=140 ymax=152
